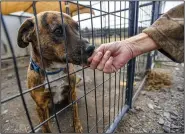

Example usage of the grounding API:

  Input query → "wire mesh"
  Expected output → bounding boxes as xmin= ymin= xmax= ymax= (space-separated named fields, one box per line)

xmin=1 ymin=1 xmax=161 ymax=133
xmin=133 ymin=1 xmax=153 ymax=98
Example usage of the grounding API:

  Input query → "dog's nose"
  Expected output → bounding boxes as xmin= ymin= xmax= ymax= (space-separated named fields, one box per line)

xmin=85 ymin=45 xmax=95 ymax=56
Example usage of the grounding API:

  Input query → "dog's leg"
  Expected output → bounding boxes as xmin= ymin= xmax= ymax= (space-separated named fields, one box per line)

xmin=68 ymin=64 xmax=83 ymax=133
xmin=34 ymin=92 xmax=51 ymax=133
xmin=71 ymin=88 xmax=83 ymax=133
xmin=27 ymin=68 xmax=52 ymax=133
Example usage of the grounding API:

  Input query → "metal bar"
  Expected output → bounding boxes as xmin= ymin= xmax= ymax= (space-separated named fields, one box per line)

xmin=106 ymin=105 xmax=129 ymax=133
xmin=139 ymin=2 xmax=153 ymax=7
xmin=134 ymin=2 xmax=139 ymax=35
xmin=80 ymin=9 xmax=128 ymax=22
xmin=154 ymin=60 xmax=173 ymax=62
xmin=100 ymin=1 xmax=105 ymax=132
xmin=113 ymin=1 xmax=117 ymax=122
xmin=32 ymin=2 xmax=61 ymax=132
xmin=28 ymin=72 xmax=118 ymax=133
xmin=58 ymin=2 xmax=76 ymax=132
xmin=123 ymin=1 xmax=127 ymax=40
xmin=18 ymin=16 xmax=22 ymax=25
xmin=78 ymin=8 xmax=130 ymax=23
xmin=139 ymin=6 xmax=152 ymax=18
xmin=0 ymin=2 xmax=151 ymax=21
xmin=89 ymin=1 xmax=99 ymax=132
xmin=153 ymin=2 xmax=162 ymax=61
xmin=152 ymin=2 xmax=162 ymax=62
xmin=1 ymin=55 xmax=30 ymax=61
xmin=91 ymin=2 xmax=100 ymax=6
xmin=90 ymin=97 xmax=120 ymax=132
xmin=69 ymin=1 xmax=152 ymax=23
xmin=1 ymin=66 xmax=89 ymax=104
xmin=117 ymin=1 xmax=122 ymax=114
xmin=146 ymin=2 xmax=157 ymax=71
xmin=118 ymin=69 xmax=121 ymax=114
xmin=121 ymin=1 xmax=127 ymax=110
xmin=139 ymin=19 xmax=151 ymax=23
xmin=132 ymin=75 xmax=147 ymax=103
xmin=2 ymin=14 xmax=30 ymax=18
xmin=1 ymin=15 xmax=35 ymax=133
xmin=69 ymin=1 xmax=130 ymax=21
xmin=121 ymin=66 xmax=125 ymax=109
xmin=107 ymin=1 xmax=111 ymax=127
xmin=125 ymin=1 xmax=138 ymax=108
xmin=19 ymin=3 xmax=33 ymax=17
xmin=76 ymin=1 xmax=90 ymax=132
xmin=18 ymin=3 xmax=34 ymax=24
xmin=145 ymin=51 xmax=152 ymax=71
xmin=70 ymin=1 xmax=151 ymax=12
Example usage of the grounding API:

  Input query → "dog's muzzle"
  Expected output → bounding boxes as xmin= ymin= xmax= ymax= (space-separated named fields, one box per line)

xmin=59 ymin=44 xmax=95 ymax=65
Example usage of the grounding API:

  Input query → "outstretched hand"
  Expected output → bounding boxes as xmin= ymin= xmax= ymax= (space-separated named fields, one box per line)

xmin=87 ymin=33 xmax=159 ymax=73
xmin=88 ymin=41 xmax=139 ymax=73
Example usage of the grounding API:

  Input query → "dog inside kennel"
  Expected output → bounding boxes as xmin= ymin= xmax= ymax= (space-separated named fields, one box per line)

xmin=2 ymin=1 xmax=183 ymax=133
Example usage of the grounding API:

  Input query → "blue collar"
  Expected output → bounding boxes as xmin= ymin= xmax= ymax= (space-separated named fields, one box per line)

xmin=30 ymin=58 xmax=65 ymax=75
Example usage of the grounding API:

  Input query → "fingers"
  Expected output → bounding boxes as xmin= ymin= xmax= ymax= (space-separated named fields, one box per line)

xmin=89 ymin=50 xmax=112 ymax=71
xmin=89 ymin=52 xmax=103 ymax=69
xmin=89 ymin=53 xmax=117 ymax=73
xmin=97 ymin=51 xmax=111 ymax=71
xmin=103 ymin=56 xmax=117 ymax=73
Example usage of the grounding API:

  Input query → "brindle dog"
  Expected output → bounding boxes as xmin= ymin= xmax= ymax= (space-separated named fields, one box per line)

xmin=17 ymin=11 xmax=95 ymax=133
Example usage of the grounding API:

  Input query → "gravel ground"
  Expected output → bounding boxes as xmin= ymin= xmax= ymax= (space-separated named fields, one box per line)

xmin=116 ymin=62 xmax=184 ymax=133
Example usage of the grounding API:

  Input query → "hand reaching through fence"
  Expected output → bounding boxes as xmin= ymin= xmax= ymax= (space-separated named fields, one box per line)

xmin=88 ymin=33 xmax=159 ymax=73
xmin=88 ymin=41 xmax=135 ymax=73
xmin=88 ymin=3 xmax=184 ymax=73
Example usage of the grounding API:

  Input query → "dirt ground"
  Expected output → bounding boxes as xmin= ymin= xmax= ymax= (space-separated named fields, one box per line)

xmin=116 ymin=61 xmax=184 ymax=133
xmin=1 ymin=56 xmax=184 ymax=133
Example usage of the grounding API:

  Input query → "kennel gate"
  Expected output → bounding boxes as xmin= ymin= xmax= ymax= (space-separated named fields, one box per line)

xmin=1 ymin=1 xmax=162 ymax=133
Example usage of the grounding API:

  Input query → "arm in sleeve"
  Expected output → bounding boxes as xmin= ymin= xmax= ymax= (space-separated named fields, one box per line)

xmin=143 ymin=3 xmax=184 ymax=63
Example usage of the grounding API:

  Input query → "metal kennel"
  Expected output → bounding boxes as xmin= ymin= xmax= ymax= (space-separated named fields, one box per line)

xmin=1 ymin=1 xmax=162 ymax=133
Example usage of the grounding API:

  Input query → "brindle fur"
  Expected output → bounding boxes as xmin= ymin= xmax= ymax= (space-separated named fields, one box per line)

xmin=17 ymin=11 xmax=93 ymax=133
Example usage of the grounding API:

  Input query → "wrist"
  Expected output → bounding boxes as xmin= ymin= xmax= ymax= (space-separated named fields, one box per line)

xmin=124 ymin=33 xmax=160 ymax=57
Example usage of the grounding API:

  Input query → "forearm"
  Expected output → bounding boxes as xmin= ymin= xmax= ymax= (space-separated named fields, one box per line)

xmin=124 ymin=33 xmax=160 ymax=57
xmin=142 ymin=3 xmax=184 ymax=63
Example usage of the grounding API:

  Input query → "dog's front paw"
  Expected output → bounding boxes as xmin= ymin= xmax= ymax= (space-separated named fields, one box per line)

xmin=75 ymin=120 xmax=83 ymax=133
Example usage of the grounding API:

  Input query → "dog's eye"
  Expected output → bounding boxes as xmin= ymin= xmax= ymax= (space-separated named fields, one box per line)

xmin=54 ymin=28 xmax=63 ymax=36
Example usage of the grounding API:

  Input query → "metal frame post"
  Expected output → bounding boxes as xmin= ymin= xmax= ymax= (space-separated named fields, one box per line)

xmin=125 ymin=1 xmax=139 ymax=108
xmin=153 ymin=1 xmax=162 ymax=61
xmin=106 ymin=1 xmax=139 ymax=133
xmin=147 ymin=1 xmax=162 ymax=66
xmin=146 ymin=2 xmax=155 ymax=70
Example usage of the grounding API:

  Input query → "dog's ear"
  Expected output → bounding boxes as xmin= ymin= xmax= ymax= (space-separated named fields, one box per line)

xmin=17 ymin=18 xmax=34 ymax=48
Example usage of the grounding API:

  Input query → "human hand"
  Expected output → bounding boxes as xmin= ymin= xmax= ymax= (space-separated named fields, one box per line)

xmin=87 ymin=33 xmax=159 ymax=73
xmin=88 ymin=41 xmax=140 ymax=73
